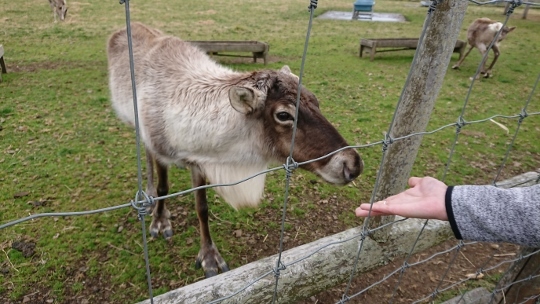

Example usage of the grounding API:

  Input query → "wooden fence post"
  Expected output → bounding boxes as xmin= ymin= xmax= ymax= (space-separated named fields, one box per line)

xmin=367 ymin=0 xmax=469 ymax=241
xmin=496 ymin=248 xmax=540 ymax=303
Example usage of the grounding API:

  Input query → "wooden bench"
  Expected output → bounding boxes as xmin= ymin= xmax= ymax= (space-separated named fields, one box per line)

xmin=359 ymin=38 xmax=467 ymax=61
xmin=0 ymin=45 xmax=6 ymax=83
xmin=187 ymin=41 xmax=269 ymax=65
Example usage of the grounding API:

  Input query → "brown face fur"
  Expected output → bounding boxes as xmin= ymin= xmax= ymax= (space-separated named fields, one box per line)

xmin=252 ymin=70 xmax=363 ymax=178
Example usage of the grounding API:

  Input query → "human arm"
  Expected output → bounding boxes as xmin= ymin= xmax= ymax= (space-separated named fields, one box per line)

xmin=449 ymin=184 xmax=540 ymax=247
xmin=355 ymin=177 xmax=540 ymax=247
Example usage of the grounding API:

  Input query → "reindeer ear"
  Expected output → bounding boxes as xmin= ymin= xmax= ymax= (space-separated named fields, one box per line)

xmin=280 ymin=65 xmax=299 ymax=81
xmin=508 ymin=26 xmax=516 ymax=33
xmin=280 ymin=65 xmax=292 ymax=74
xmin=229 ymin=86 xmax=264 ymax=115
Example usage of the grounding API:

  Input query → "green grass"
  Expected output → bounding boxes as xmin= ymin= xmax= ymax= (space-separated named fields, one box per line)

xmin=1 ymin=0 xmax=539 ymax=303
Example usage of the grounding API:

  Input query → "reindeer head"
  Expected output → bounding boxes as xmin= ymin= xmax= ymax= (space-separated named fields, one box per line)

xmin=498 ymin=25 xmax=516 ymax=43
xmin=49 ymin=0 xmax=68 ymax=21
xmin=229 ymin=66 xmax=363 ymax=185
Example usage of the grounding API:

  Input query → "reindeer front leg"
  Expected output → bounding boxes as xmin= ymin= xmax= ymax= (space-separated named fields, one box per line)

xmin=472 ymin=44 xmax=489 ymax=80
xmin=145 ymin=150 xmax=156 ymax=213
xmin=191 ymin=166 xmax=230 ymax=278
xmin=148 ymin=156 xmax=172 ymax=239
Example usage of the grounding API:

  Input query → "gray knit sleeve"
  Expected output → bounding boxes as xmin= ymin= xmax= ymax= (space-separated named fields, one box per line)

xmin=448 ymin=184 xmax=540 ymax=247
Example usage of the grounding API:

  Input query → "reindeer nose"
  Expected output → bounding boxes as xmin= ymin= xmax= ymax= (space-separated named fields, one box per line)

xmin=343 ymin=154 xmax=363 ymax=182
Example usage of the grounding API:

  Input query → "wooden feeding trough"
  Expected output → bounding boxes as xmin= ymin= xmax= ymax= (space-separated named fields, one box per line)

xmin=187 ymin=41 xmax=269 ymax=65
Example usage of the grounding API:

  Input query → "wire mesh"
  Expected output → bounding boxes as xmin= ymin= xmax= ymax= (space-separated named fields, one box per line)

xmin=1 ymin=0 xmax=539 ymax=303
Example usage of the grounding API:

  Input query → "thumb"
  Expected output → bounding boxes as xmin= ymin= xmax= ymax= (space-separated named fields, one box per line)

xmin=408 ymin=177 xmax=422 ymax=187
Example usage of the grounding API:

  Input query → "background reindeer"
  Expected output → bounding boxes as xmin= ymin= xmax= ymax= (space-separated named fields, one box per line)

xmin=452 ymin=18 xmax=516 ymax=79
xmin=48 ymin=0 xmax=68 ymax=22
xmin=107 ymin=22 xmax=362 ymax=278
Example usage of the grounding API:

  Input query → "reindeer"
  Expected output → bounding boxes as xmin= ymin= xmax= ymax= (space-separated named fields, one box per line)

xmin=48 ymin=0 xmax=68 ymax=22
xmin=452 ymin=18 xmax=516 ymax=79
xmin=107 ymin=22 xmax=363 ymax=278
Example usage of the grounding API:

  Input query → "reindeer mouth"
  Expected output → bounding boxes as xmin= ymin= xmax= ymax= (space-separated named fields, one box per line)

xmin=343 ymin=162 xmax=360 ymax=183
xmin=314 ymin=149 xmax=363 ymax=185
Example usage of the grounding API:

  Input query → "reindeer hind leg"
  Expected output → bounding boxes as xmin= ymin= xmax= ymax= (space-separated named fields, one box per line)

xmin=471 ymin=43 xmax=489 ymax=80
xmin=452 ymin=44 xmax=474 ymax=69
xmin=145 ymin=149 xmax=157 ymax=214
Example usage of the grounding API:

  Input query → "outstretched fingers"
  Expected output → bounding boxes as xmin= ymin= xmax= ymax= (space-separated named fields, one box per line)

xmin=355 ymin=177 xmax=449 ymax=220
xmin=355 ymin=200 xmax=394 ymax=217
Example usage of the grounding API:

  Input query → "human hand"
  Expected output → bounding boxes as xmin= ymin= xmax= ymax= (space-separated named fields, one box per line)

xmin=355 ymin=177 xmax=449 ymax=221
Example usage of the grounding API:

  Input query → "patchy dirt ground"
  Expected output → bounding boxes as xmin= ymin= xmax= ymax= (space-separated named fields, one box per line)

xmin=1 ymin=204 xmax=523 ymax=304
xmin=304 ymin=241 xmax=521 ymax=304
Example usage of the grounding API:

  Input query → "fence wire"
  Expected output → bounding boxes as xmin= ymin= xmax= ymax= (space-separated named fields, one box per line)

xmin=1 ymin=0 xmax=539 ymax=303
xmin=346 ymin=0 xmax=539 ymax=302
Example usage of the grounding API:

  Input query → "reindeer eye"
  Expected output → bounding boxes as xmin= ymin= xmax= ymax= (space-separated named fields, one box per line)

xmin=276 ymin=112 xmax=293 ymax=122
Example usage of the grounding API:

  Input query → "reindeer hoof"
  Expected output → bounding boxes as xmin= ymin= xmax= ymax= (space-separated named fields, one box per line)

xmin=149 ymin=225 xmax=160 ymax=238
xmin=195 ymin=243 xmax=229 ymax=278
xmin=196 ymin=263 xmax=229 ymax=278
xmin=452 ymin=65 xmax=459 ymax=69
xmin=204 ymin=269 xmax=219 ymax=278
xmin=220 ymin=263 xmax=230 ymax=273
xmin=149 ymin=217 xmax=173 ymax=239
xmin=163 ymin=229 xmax=173 ymax=239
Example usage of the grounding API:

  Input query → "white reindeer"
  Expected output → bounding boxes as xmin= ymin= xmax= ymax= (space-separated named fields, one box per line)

xmin=107 ymin=22 xmax=363 ymax=277
xmin=452 ymin=18 xmax=516 ymax=79
xmin=48 ymin=0 xmax=68 ymax=22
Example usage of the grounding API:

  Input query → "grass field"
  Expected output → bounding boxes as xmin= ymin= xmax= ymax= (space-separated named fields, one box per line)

xmin=1 ymin=0 xmax=539 ymax=303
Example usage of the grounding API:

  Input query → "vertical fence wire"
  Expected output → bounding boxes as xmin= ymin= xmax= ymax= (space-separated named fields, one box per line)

xmin=442 ymin=1 xmax=517 ymax=181
xmin=342 ymin=1 xmax=449 ymax=302
xmin=493 ymin=73 xmax=540 ymax=185
xmin=481 ymin=69 xmax=537 ymax=304
xmin=488 ymin=250 xmax=540 ymax=303
xmin=415 ymin=4 xmax=526 ymax=302
xmin=272 ymin=1 xmax=318 ymax=302
xmin=1 ymin=0 xmax=539 ymax=303
xmin=428 ymin=241 xmax=464 ymax=303
xmin=343 ymin=1 xmax=539 ymax=303
xmin=449 ymin=247 xmax=501 ymax=304
xmin=119 ymin=0 xmax=154 ymax=302
xmin=409 ymin=3 xmax=540 ymax=302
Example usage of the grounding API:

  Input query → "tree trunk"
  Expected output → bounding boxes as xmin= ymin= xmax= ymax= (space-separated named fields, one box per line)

xmin=368 ymin=0 xmax=469 ymax=241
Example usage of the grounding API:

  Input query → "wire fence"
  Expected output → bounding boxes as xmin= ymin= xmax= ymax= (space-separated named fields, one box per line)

xmin=1 ymin=0 xmax=540 ymax=303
